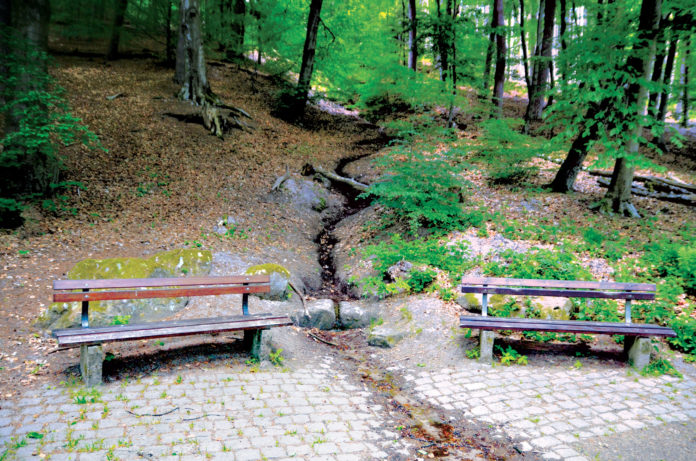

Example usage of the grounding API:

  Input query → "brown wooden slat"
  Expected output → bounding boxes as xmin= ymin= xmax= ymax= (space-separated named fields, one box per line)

xmin=54 ymin=275 xmax=270 ymax=291
xmin=460 ymin=286 xmax=655 ymax=300
xmin=54 ymin=315 xmax=293 ymax=347
xmin=53 ymin=313 xmax=288 ymax=337
xmin=459 ymin=316 xmax=677 ymax=337
xmin=54 ymin=284 xmax=270 ymax=303
xmin=460 ymin=277 xmax=655 ymax=292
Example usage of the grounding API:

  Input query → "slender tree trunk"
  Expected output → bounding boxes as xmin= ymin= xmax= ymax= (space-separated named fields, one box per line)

xmin=518 ymin=0 xmax=531 ymax=91
xmin=492 ymin=0 xmax=505 ymax=116
xmin=483 ymin=28 xmax=495 ymax=91
xmin=604 ymin=0 xmax=662 ymax=217
xmin=524 ymin=0 xmax=556 ymax=127
xmin=647 ymin=15 xmax=668 ymax=115
xmin=296 ymin=0 xmax=323 ymax=115
xmin=559 ymin=0 xmax=568 ymax=80
xmin=165 ymin=0 xmax=174 ymax=65
xmin=656 ymin=36 xmax=678 ymax=148
xmin=435 ymin=0 xmax=449 ymax=81
xmin=227 ymin=0 xmax=246 ymax=61
xmin=107 ymin=0 xmax=128 ymax=60
xmin=681 ymin=38 xmax=690 ymax=128
xmin=407 ymin=0 xmax=417 ymax=71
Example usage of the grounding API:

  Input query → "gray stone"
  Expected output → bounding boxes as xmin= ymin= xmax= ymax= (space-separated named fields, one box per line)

xmin=386 ymin=260 xmax=413 ymax=282
xmin=338 ymin=301 xmax=379 ymax=329
xmin=278 ymin=178 xmax=332 ymax=213
xmin=367 ymin=326 xmax=407 ymax=348
xmin=479 ymin=330 xmax=495 ymax=363
xmin=80 ymin=344 xmax=104 ymax=386
xmin=292 ymin=299 xmax=336 ymax=330
xmin=626 ymin=336 xmax=652 ymax=370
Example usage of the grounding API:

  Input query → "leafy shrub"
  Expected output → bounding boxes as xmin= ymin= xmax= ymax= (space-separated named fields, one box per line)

xmin=640 ymin=358 xmax=682 ymax=378
xmin=677 ymin=246 xmax=696 ymax=295
xmin=361 ymin=90 xmax=412 ymax=122
xmin=473 ymin=118 xmax=545 ymax=185
xmin=0 ymin=30 xmax=101 ymax=227
xmin=365 ymin=147 xmax=467 ymax=232
xmin=669 ymin=313 xmax=696 ymax=355
xmin=485 ymin=248 xmax=592 ymax=281
xmin=574 ymin=299 xmax=621 ymax=323
xmin=408 ymin=268 xmax=437 ymax=293
xmin=497 ymin=345 xmax=528 ymax=365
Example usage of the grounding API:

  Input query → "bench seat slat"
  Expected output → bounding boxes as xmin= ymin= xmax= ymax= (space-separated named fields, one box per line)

xmin=54 ymin=275 xmax=270 ymax=291
xmin=460 ymin=286 xmax=654 ymax=300
xmin=53 ymin=313 xmax=293 ymax=347
xmin=460 ymin=277 xmax=655 ymax=292
xmin=460 ymin=316 xmax=676 ymax=337
xmin=54 ymin=284 xmax=270 ymax=303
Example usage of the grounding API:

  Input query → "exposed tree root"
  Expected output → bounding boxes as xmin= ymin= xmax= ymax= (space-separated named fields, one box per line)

xmin=301 ymin=163 xmax=370 ymax=192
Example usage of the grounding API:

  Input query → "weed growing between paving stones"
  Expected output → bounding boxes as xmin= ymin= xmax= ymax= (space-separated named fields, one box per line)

xmin=640 ymin=357 xmax=683 ymax=378
xmin=497 ymin=345 xmax=528 ymax=366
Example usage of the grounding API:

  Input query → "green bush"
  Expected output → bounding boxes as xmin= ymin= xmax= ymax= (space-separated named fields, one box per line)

xmin=408 ymin=268 xmax=437 ymax=293
xmin=669 ymin=313 xmax=696 ymax=355
xmin=473 ymin=118 xmax=544 ymax=185
xmin=485 ymin=248 xmax=592 ymax=281
xmin=677 ymin=246 xmax=696 ymax=295
xmin=361 ymin=90 xmax=412 ymax=122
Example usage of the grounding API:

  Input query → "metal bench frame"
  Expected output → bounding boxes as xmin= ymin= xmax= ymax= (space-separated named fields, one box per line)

xmin=52 ymin=275 xmax=292 ymax=385
xmin=459 ymin=277 xmax=676 ymax=367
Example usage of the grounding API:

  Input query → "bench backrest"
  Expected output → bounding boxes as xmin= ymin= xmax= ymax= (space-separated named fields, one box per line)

xmin=460 ymin=277 xmax=655 ymax=300
xmin=53 ymin=275 xmax=271 ymax=303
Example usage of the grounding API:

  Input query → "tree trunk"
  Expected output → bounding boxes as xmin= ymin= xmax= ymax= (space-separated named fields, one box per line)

xmin=482 ymin=28 xmax=495 ymax=92
xmin=647 ymin=15 xmax=668 ymax=115
xmin=226 ymin=0 xmax=245 ymax=61
xmin=681 ymin=37 xmax=690 ymax=128
xmin=491 ymin=0 xmax=505 ymax=117
xmin=107 ymin=0 xmax=128 ymax=60
xmin=524 ymin=0 xmax=556 ymax=128
xmin=296 ymin=0 xmax=323 ymax=116
xmin=655 ymin=36 xmax=678 ymax=148
xmin=518 ymin=0 xmax=530 ymax=91
xmin=559 ymin=0 xmax=568 ymax=80
xmin=174 ymin=0 xmax=250 ymax=137
xmin=407 ymin=0 xmax=417 ymax=71
xmin=435 ymin=0 xmax=449 ymax=81
xmin=603 ymin=0 xmax=661 ymax=216
xmin=165 ymin=0 xmax=174 ymax=65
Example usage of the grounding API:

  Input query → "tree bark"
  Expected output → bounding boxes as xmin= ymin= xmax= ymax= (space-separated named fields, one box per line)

xmin=174 ymin=0 xmax=250 ymax=137
xmin=296 ymin=0 xmax=323 ymax=116
xmin=647 ymin=15 xmax=668 ymax=115
xmin=518 ymin=0 xmax=531 ymax=91
xmin=491 ymin=0 xmax=505 ymax=117
xmin=681 ymin=37 xmax=690 ymax=128
xmin=407 ymin=0 xmax=417 ymax=71
xmin=603 ymin=0 xmax=662 ymax=217
xmin=107 ymin=0 xmax=128 ymax=60
xmin=524 ymin=0 xmax=556 ymax=128
xmin=165 ymin=0 xmax=174 ymax=65
xmin=226 ymin=0 xmax=246 ymax=61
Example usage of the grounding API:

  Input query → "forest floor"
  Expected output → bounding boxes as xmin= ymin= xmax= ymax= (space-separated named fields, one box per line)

xmin=1 ymin=53 xmax=696 ymax=459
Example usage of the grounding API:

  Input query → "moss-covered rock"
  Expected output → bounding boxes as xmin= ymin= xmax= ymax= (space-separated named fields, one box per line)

xmin=36 ymin=249 xmax=212 ymax=330
xmin=244 ymin=263 xmax=290 ymax=300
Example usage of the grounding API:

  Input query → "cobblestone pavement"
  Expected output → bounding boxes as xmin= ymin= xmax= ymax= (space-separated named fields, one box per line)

xmin=0 ymin=355 xmax=415 ymax=460
xmin=407 ymin=360 xmax=696 ymax=461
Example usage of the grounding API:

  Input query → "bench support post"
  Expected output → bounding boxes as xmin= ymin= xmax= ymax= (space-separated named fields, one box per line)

xmin=244 ymin=329 xmax=270 ymax=362
xmin=479 ymin=330 xmax=495 ymax=363
xmin=625 ymin=336 xmax=651 ymax=370
xmin=80 ymin=344 xmax=104 ymax=387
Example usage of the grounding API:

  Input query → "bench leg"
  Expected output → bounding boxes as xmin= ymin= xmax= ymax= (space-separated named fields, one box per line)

xmin=80 ymin=344 xmax=104 ymax=387
xmin=625 ymin=336 xmax=651 ymax=370
xmin=479 ymin=330 xmax=495 ymax=363
xmin=244 ymin=329 xmax=270 ymax=362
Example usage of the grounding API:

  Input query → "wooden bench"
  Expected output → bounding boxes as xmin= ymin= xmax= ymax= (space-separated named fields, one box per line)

xmin=52 ymin=275 xmax=293 ymax=385
xmin=459 ymin=277 xmax=677 ymax=367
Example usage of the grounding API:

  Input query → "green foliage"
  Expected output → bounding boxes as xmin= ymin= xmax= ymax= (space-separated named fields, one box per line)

xmin=640 ymin=358 xmax=682 ymax=378
xmin=408 ymin=268 xmax=437 ymax=293
xmin=465 ymin=347 xmax=480 ymax=360
xmin=111 ymin=315 xmax=131 ymax=326
xmin=497 ymin=345 xmax=528 ymax=366
xmin=472 ymin=118 xmax=545 ymax=185
xmin=269 ymin=349 xmax=285 ymax=367
xmin=677 ymin=246 xmax=696 ymax=295
xmin=0 ymin=29 xmax=101 ymax=227
xmin=575 ymin=299 xmax=621 ymax=323
xmin=485 ymin=248 xmax=592 ymax=281
xmin=669 ymin=313 xmax=696 ymax=355
xmin=364 ymin=130 xmax=468 ymax=232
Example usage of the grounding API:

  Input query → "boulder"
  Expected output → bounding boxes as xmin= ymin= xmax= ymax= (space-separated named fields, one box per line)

xmin=528 ymin=296 xmax=573 ymax=320
xmin=455 ymin=293 xmax=508 ymax=314
xmin=386 ymin=260 xmax=413 ymax=282
xmin=244 ymin=263 xmax=291 ymax=300
xmin=278 ymin=178 xmax=333 ymax=212
xmin=36 ymin=249 xmax=212 ymax=330
xmin=367 ymin=325 xmax=408 ymax=348
xmin=455 ymin=293 xmax=572 ymax=320
xmin=291 ymin=299 xmax=336 ymax=330
xmin=338 ymin=301 xmax=380 ymax=329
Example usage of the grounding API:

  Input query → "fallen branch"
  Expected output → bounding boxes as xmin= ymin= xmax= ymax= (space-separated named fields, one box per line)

xmin=307 ymin=331 xmax=340 ymax=347
xmin=596 ymin=177 xmax=696 ymax=206
xmin=589 ymin=170 xmax=696 ymax=194
xmin=302 ymin=163 xmax=369 ymax=192
xmin=271 ymin=165 xmax=291 ymax=192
